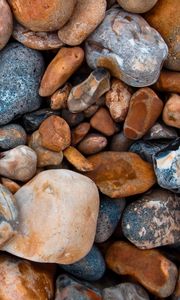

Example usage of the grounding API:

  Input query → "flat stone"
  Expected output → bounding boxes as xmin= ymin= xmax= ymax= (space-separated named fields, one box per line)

xmin=63 ymin=146 xmax=94 ymax=172
xmin=0 ymin=0 xmax=13 ymax=50
xmin=90 ymin=107 xmax=116 ymax=136
xmin=78 ymin=133 xmax=108 ymax=155
xmin=154 ymin=71 xmax=180 ymax=94
xmin=71 ymin=122 xmax=91 ymax=146
xmin=163 ymin=94 xmax=180 ymax=129
xmin=110 ymin=131 xmax=133 ymax=152
xmin=144 ymin=122 xmax=178 ymax=141
xmin=0 ymin=124 xmax=26 ymax=150
xmin=117 ymin=0 xmax=158 ymax=13
xmin=103 ymin=283 xmax=150 ymax=300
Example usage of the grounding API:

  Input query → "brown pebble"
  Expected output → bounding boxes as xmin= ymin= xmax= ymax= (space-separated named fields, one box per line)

xmin=50 ymin=83 xmax=71 ymax=110
xmin=0 ymin=0 xmax=13 ymax=50
xmin=71 ymin=122 xmax=91 ymax=146
xmin=90 ymin=107 xmax=116 ymax=136
xmin=163 ymin=94 xmax=180 ymax=129
xmin=78 ymin=133 xmax=108 ymax=155
xmin=64 ymin=146 xmax=94 ymax=172
xmin=1 ymin=177 xmax=21 ymax=194
xmin=154 ymin=71 xmax=180 ymax=94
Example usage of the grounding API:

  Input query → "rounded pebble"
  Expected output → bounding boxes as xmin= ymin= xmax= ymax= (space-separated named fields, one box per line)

xmin=0 ymin=124 xmax=26 ymax=150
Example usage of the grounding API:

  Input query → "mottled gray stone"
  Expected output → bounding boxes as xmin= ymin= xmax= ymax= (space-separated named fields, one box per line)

xmin=144 ymin=123 xmax=178 ymax=141
xmin=0 ymin=124 xmax=26 ymax=150
xmin=103 ymin=283 xmax=150 ymax=300
xmin=0 ymin=42 xmax=44 ymax=125
xmin=122 ymin=189 xmax=180 ymax=249
xmin=86 ymin=7 xmax=168 ymax=87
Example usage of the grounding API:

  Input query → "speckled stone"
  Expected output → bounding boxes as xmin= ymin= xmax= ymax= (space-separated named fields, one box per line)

xmin=144 ymin=123 xmax=178 ymax=141
xmin=0 ymin=124 xmax=26 ymax=150
xmin=0 ymin=43 xmax=44 ymax=125
xmin=103 ymin=283 xmax=150 ymax=300
xmin=86 ymin=7 xmax=168 ymax=87
xmin=59 ymin=245 xmax=106 ymax=281
xmin=153 ymin=138 xmax=180 ymax=193
xmin=122 ymin=189 xmax=180 ymax=249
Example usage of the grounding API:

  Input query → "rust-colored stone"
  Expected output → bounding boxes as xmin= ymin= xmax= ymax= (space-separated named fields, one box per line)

xmin=50 ymin=83 xmax=71 ymax=110
xmin=64 ymin=146 xmax=94 ymax=172
xmin=78 ymin=133 xmax=107 ymax=155
xmin=90 ymin=107 xmax=116 ymax=136
xmin=1 ymin=177 xmax=21 ymax=194
xmin=163 ymin=94 xmax=180 ymax=129
xmin=71 ymin=122 xmax=91 ymax=146
xmin=154 ymin=71 xmax=180 ymax=94
xmin=0 ymin=0 xmax=13 ymax=50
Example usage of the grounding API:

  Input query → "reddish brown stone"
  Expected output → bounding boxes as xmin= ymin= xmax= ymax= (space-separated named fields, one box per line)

xmin=64 ymin=146 xmax=94 ymax=172
xmin=1 ymin=177 xmax=21 ymax=194
xmin=106 ymin=241 xmax=178 ymax=298
xmin=71 ymin=122 xmax=91 ymax=146
xmin=154 ymin=71 xmax=180 ymax=94
xmin=0 ymin=0 xmax=13 ymax=50
xmin=124 ymin=88 xmax=163 ymax=140
xmin=50 ymin=83 xmax=71 ymax=110
xmin=78 ymin=134 xmax=108 ymax=155
xmin=163 ymin=94 xmax=180 ymax=129
xmin=39 ymin=115 xmax=71 ymax=152
xmin=90 ymin=107 xmax=116 ymax=136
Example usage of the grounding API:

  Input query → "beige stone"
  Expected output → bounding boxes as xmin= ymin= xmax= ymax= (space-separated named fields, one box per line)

xmin=117 ymin=0 xmax=158 ymax=13
xmin=163 ymin=94 xmax=180 ymax=129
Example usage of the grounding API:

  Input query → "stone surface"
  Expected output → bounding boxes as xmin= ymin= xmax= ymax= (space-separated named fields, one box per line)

xmin=1 ymin=177 xmax=21 ymax=194
xmin=0 ymin=254 xmax=55 ymax=300
xmin=78 ymin=134 xmax=108 ymax=155
xmin=154 ymin=71 xmax=180 ymax=94
xmin=71 ymin=123 xmax=91 ymax=146
xmin=3 ymin=170 xmax=99 ymax=264
xmin=85 ymin=151 xmax=156 ymax=198
xmin=0 ymin=43 xmax=44 ymax=125
xmin=90 ymin=107 xmax=116 ymax=136
xmin=117 ymin=0 xmax=158 ymax=13
xmin=63 ymin=146 xmax=94 ymax=172
xmin=58 ymin=0 xmax=106 ymax=46
xmin=106 ymin=241 xmax=178 ymax=298
xmin=172 ymin=269 xmax=180 ymax=300
xmin=50 ymin=83 xmax=71 ymax=110
xmin=0 ymin=145 xmax=37 ymax=182
xmin=39 ymin=47 xmax=84 ymax=97
xmin=110 ymin=131 xmax=133 ymax=152
xmin=86 ymin=7 xmax=168 ymax=87
xmin=67 ymin=68 xmax=110 ymax=113
xmin=144 ymin=123 xmax=178 ymax=141
xmin=0 ymin=0 xmax=13 ymax=50
xmin=39 ymin=115 xmax=71 ymax=152
xmin=153 ymin=138 xmax=180 ymax=193
xmin=84 ymin=104 xmax=99 ymax=118
xmin=8 ymin=0 xmax=76 ymax=32
xmin=124 ymin=88 xmax=163 ymax=140
xmin=61 ymin=109 xmax=85 ymax=127
xmin=0 ymin=124 xmax=26 ymax=150
xmin=163 ymin=94 xmax=180 ymax=129
xmin=103 ymin=283 xmax=150 ymax=300
xmin=60 ymin=245 xmax=106 ymax=281
xmin=122 ymin=189 xmax=180 ymax=249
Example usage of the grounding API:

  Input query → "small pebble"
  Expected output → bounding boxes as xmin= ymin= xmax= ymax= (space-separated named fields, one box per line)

xmin=0 ymin=0 xmax=13 ymax=50
xmin=144 ymin=122 xmax=178 ymax=141
xmin=61 ymin=109 xmax=85 ymax=127
xmin=0 ymin=124 xmax=26 ymax=150
xmin=50 ymin=83 xmax=71 ymax=110
xmin=71 ymin=122 xmax=91 ymax=146
xmin=117 ymin=0 xmax=158 ymax=13
xmin=1 ymin=177 xmax=21 ymax=194
xmin=78 ymin=133 xmax=108 ymax=155
xmin=63 ymin=146 xmax=94 ymax=172
xmin=172 ymin=269 xmax=180 ymax=300
xmin=84 ymin=104 xmax=99 ymax=118
xmin=90 ymin=107 xmax=116 ymax=136
xmin=154 ymin=71 xmax=180 ymax=94
xmin=110 ymin=131 xmax=133 ymax=152
xmin=163 ymin=94 xmax=180 ymax=129
xmin=103 ymin=283 xmax=150 ymax=300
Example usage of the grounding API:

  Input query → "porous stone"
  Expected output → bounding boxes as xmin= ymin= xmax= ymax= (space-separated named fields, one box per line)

xmin=90 ymin=107 xmax=116 ymax=136
xmin=71 ymin=123 xmax=91 ymax=146
xmin=86 ymin=7 xmax=168 ymax=87
xmin=154 ymin=71 xmax=180 ymax=94
xmin=63 ymin=146 xmax=94 ymax=172
xmin=103 ymin=283 xmax=150 ymax=300
xmin=78 ymin=133 xmax=108 ymax=155
xmin=0 ymin=0 xmax=13 ymax=50
xmin=144 ymin=123 xmax=178 ymax=141
xmin=1 ymin=177 xmax=21 ymax=194
xmin=117 ymin=0 xmax=158 ymax=13
xmin=3 ymin=170 xmax=99 ymax=264
xmin=163 ymin=94 xmax=180 ymax=129
xmin=0 ymin=124 xmax=26 ymax=150
xmin=110 ymin=131 xmax=133 ymax=152
xmin=50 ymin=83 xmax=71 ymax=110
xmin=0 ymin=43 xmax=44 ymax=125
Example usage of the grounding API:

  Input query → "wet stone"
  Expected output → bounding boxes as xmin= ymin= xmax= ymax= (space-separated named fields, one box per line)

xmin=103 ymin=283 xmax=150 ymax=300
xmin=0 ymin=124 xmax=26 ymax=150
xmin=144 ymin=123 xmax=178 ymax=141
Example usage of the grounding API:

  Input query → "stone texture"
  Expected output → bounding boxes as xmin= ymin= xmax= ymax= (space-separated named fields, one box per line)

xmin=106 ymin=241 xmax=178 ymax=298
xmin=39 ymin=115 xmax=71 ymax=152
xmin=110 ymin=131 xmax=133 ymax=152
xmin=122 ymin=189 xmax=180 ymax=249
xmin=0 ymin=0 xmax=13 ymax=50
xmin=58 ymin=0 xmax=106 ymax=46
xmin=1 ymin=177 xmax=21 ymax=194
xmin=117 ymin=0 xmax=158 ymax=13
xmin=39 ymin=47 xmax=84 ymax=97
xmin=0 ymin=43 xmax=44 ymax=125
xmin=85 ymin=152 xmax=156 ymax=198
xmin=163 ymin=94 xmax=180 ymax=129
xmin=84 ymin=104 xmax=99 ymax=118
xmin=0 ymin=124 xmax=26 ymax=150
xmin=124 ymin=88 xmax=163 ymax=140
xmin=172 ymin=269 xmax=180 ymax=300
xmin=71 ymin=123 xmax=90 ymax=146
xmin=86 ymin=7 xmax=168 ymax=87
xmin=103 ymin=283 xmax=150 ymax=300
xmin=3 ymin=170 xmax=99 ymax=264
xmin=90 ymin=107 xmax=116 ymax=136
xmin=78 ymin=134 xmax=108 ymax=155
xmin=63 ymin=146 xmax=94 ymax=172
xmin=8 ymin=0 xmax=77 ymax=32
xmin=61 ymin=109 xmax=85 ymax=127
xmin=154 ymin=71 xmax=180 ymax=94
xmin=144 ymin=123 xmax=178 ymax=141
xmin=50 ymin=83 xmax=71 ymax=110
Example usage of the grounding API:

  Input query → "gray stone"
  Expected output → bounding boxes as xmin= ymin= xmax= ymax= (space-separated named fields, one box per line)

xmin=144 ymin=122 xmax=178 ymax=141
xmin=110 ymin=131 xmax=133 ymax=152
xmin=103 ymin=283 xmax=150 ymax=300
xmin=0 ymin=124 xmax=26 ymax=150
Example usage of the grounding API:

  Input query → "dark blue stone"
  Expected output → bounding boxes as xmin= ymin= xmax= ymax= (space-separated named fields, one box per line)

xmin=0 ymin=124 xmax=26 ymax=150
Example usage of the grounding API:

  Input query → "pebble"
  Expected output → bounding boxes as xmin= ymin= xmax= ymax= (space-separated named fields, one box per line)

xmin=86 ymin=7 xmax=168 ymax=87
xmin=71 ymin=122 xmax=91 ymax=146
xmin=0 ymin=43 xmax=44 ymax=125
xmin=1 ymin=177 xmax=21 ymax=194
xmin=50 ymin=83 xmax=71 ymax=110
xmin=8 ymin=0 xmax=77 ymax=32
xmin=61 ymin=109 xmax=85 ymax=127
xmin=0 ymin=145 xmax=37 ymax=182
xmin=95 ymin=196 xmax=125 ymax=243
xmin=3 ymin=170 xmax=99 ymax=264
xmin=144 ymin=122 xmax=178 ymax=141
xmin=124 ymin=88 xmax=163 ymax=140
xmin=63 ymin=146 xmax=94 ymax=172
xmin=0 ymin=124 xmax=26 ymax=150
xmin=172 ymin=270 xmax=180 ymax=300
xmin=122 ymin=189 xmax=180 ymax=249
xmin=67 ymin=68 xmax=110 ymax=113
xmin=60 ymin=245 xmax=106 ymax=281
xmin=153 ymin=138 xmax=180 ymax=193
xmin=106 ymin=241 xmax=178 ymax=298
xmin=84 ymin=104 xmax=99 ymax=118
xmin=163 ymin=94 xmax=180 ymax=129
xmin=39 ymin=115 xmax=71 ymax=152
xmin=110 ymin=131 xmax=133 ymax=152
xmin=0 ymin=0 xmax=13 ymax=50
xmin=85 ymin=151 xmax=156 ymax=198
xmin=90 ymin=107 xmax=116 ymax=136
xmin=103 ymin=283 xmax=150 ymax=300
xmin=39 ymin=47 xmax=84 ymax=97
xmin=58 ymin=0 xmax=107 ymax=46
xmin=154 ymin=71 xmax=180 ymax=94
xmin=78 ymin=134 xmax=108 ymax=155
xmin=117 ymin=0 xmax=158 ymax=13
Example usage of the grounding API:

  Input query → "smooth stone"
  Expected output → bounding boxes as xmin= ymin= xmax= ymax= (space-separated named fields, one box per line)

xmin=103 ymin=283 xmax=150 ymax=300
xmin=122 ymin=189 xmax=180 ymax=249
xmin=95 ymin=196 xmax=125 ymax=243
xmin=59 ymin=245 xmax=106 ymax=281
xmin=71 ymin=122 xmax=91 ymax=146
xmin=0 ymin=124 xmax=26 ymax=150
xmin=153 ymin=138 xmax=180 ymax=193
xmin=117 ymin=0 xmax=158 ymax=13
xmin=154 ymin=71 xmax=180 ymax=94
xmin=84 ymin=104 xmax=99 ymax=118
xmin=106 ymin=241 xmax=178 ymax=298
xmin=163 ymin=94 xmax=180 ymax=129
xmin=110 ymin=131 xmax=133 ymax=152
xmin=144 ymin=123 xmax=178 ymax=141
xmin=0 ymin=43 xmax=44 ymax=125
xmin=0 ymin=0 xmax=13 ymax=50
xmin=86 ymin=7 xmax=168 ymax=87
xmin=61 ymin=109 xmax=85 ymax=127
xmin=1 ymin=177 xmax=21 ymax=194
xmin=3 ymin=170 xmax=99 ymax=264
xmin=78 ymin=133 xmax=108 ymax=155
xmin=50 ymin=83 xmax=71 ymax=110
xmin=172 ymin=269 xmax=180 ymax=300
xmin=85 ymin=152 xmax=156 ymax=198
xmin=90 ymin=107 xmax=116 ymax=136
xmin=63 ymin=146 xmax=94 ymax=172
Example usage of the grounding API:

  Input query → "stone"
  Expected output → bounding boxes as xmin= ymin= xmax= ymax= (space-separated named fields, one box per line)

xmin=85 ymin=152 xmax=156 ymax=198
xmin=145 ymin=0 xmax=180 ymax=71
xmin=105 ymin=79 xmax=131 ymax=122
xmin=67 ymin=68 xmax=110 ymax=113
xmin=58 ymin=0 xmax=106 ymax=46
xmin=95 ymin=196 xmax=125 ymax=243
xmin=60 ymin=245 xmax=106 ymax=281
xmin=103 ymin=283 xmax=150 ymax=300
xmin=8 ymin=0 xmax=77 ymax=32
xmin=71 ymin=123 xmax=91 ymax=146
xmin=0 ymin=254 xmax=55 ymax=300
xmin=154 ymin=71 xmax=180 ymax=94
xmin=13 ymin=22 xmax=64 ymax=50
xmin=106 ymin=241 xmax=178 ymax=298
xmin=153 ymin=138 xmax=180 ymax=193
xmin=1 ymin=177 xmax=21 ymax=194
xmin=61 ymin=109 xmax=85 ymax=127
xmin=0 ymin=124 xmax=26 ymax=150
xmin=163 ymin=94 xmax=180 ymax=129
xmin=39 ymin=115 xmax=71 ymax=152
xmin=50 ymin=83 xmax=71 ymax=110
xmin=110 ymin=131 xmax=133 ymax=152
xmin=63 ymin=146 xmax=94 ymax=172
xmin=144 ymin=123 xmax=178 ymax=141
xmin=78 ymin=134 xmax=108 ymax=155
xmin=122 ymin=189 xmax=180 ymax=249
xmin=117 ymin=0 xmax=158 ymax=13
xmin=84 ymin=104 xmax=99 ymax=118
xmin=172 ymin=269 xmax=180 ymax=300
xmin=39 ymin=47 xmax=84 ymax=97
xmin=0 ymin=145 xmax=37 ymax=182
xmin=90 ymin=107 xmax=116 ymax=136
xmin=86 ymin=7 xmax=168 ymax=87
xmin=55 ymin=274 xmax=102 ymax=300
xmin=124 ymin=88 xmax=163 ymax=140
xmin=3 ymin=170 xmax=99 ymax=264
xmin=0 ymin=43 xmax=44 ymax=125
xmin=0 ymin=0 xmax=13 ymax=50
